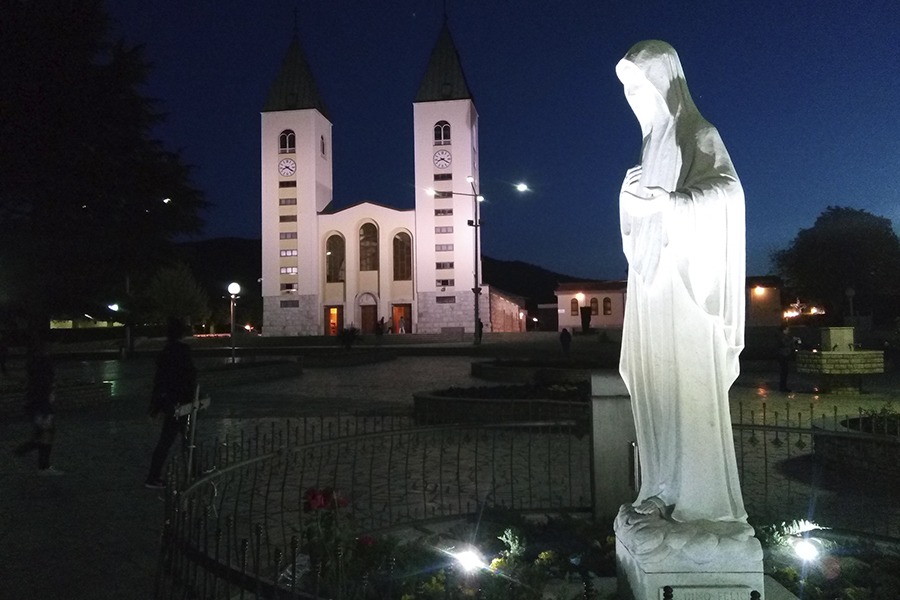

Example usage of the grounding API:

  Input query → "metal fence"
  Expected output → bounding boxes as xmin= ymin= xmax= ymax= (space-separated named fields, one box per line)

xmin=156 ymin=403 xmax=900 ymax=599
xmin=157 ymin=415 xmax=591 ymax=599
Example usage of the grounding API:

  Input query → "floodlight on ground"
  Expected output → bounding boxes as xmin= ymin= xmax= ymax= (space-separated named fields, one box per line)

xmin=791 ymin=537 xmax=821 ymax=562
xmin=453 ymin=548 xmax=487 ymax=573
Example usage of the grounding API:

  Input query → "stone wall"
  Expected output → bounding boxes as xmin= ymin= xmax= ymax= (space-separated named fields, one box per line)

xmin=416 ymin=290 xmax=490 ymax=334
xmin=796 ymin=350 xmax=884 ymax=375
xmin=262 ymin=294 xmax=319 ymax=336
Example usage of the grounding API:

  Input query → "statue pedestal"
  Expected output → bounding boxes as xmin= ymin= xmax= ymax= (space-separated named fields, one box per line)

xmin=615 ymin=505 xmax=764 ymax=600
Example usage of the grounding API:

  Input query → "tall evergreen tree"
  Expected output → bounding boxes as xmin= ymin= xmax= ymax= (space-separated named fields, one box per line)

xmin=0 ymin=0 xmax=206 ymax=332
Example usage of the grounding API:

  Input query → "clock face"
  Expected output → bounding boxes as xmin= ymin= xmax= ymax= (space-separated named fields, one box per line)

xmin=433 ymin=149 xmax=452 ymax=169
xmin=279 ymin=158 xmax=297 ymax=177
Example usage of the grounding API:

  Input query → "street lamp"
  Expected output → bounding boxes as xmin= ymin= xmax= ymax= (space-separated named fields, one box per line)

xmin=465 ymin=176 xmax=485 ymax=345
xmin=228 ymin=282 xmax=241 ymax=363
xmin=428 ymin=178 xmax=528 ymax=345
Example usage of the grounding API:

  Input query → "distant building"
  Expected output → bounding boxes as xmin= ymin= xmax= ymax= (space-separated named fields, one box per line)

xmin=260 ymin=23 xmax=523 ymax=336
xmin=555 ymin=281 xmax=627 ymax=333
xmin=555 ymin=276 xmax=784 ymax=334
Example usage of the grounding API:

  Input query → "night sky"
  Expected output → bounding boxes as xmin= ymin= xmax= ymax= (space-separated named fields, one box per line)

xmin=106 ymin=0 xmax=900 ymax=281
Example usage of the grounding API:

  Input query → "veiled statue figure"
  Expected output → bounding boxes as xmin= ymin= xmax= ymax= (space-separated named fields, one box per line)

xmin=616 ymin=40 xmax=747 ymax=524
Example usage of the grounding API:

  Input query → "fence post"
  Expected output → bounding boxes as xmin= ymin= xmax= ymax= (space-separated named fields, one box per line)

xmin=590 ymin=372 xmax=636 ymax=521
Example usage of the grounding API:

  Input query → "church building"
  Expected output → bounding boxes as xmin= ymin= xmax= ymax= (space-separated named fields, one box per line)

xmin=260 ymin=23 xmax=523 ymax=336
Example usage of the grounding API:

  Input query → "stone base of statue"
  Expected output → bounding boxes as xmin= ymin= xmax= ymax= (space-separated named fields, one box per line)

xmin=614 ymin=504 xmax=764 ymax=600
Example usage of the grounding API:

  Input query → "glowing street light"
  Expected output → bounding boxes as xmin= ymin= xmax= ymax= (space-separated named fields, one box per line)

xmin=228 ymin=282 xmax=241 ymax=364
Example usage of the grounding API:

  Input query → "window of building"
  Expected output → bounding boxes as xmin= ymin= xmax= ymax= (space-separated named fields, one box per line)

xmin=279 ymin=130 xmax=295 ymax=153
xmin=326 ymin=235 xmax=345 ymax=283
xmin=280 ymin=249 xmax=298 ymax=257
xmin=279 ymin=215 xmax=297 ymax=222
xmin=434 ymin=173 xmax=452 ymax=181
xmin=570 ymin=299 xmax=579 ymax=316
xmin=359 ymin=223 xmax=378 ymax=271
xmin=603 ymin=297 xmax=612 ymax=315
xmin=280 ymin=266 xmax=298 ymax=275
xmin=320 ymin=135 xmax=327 ymax=157
xmin=279 ymin=198 xmax=297 ymax=205
xmin=434 ymin=120 xmax=450 ymax=145
xmin=435 ymin=262 xmax=454 ymax=270
xmin=434 ymin=208 xmax=453 ymax=216
xmin=590 ymin=298 xmax=599 ymax=315
xmin=393 ymin=232 xmax=412 ymax=281
xmin=280 ymin=300 xmax=300 ymax=308
xmin=279 ymin=181 xmax=297 ymax=188
xmin=435 ymin=244 xmax=454 ymax=252
xmin=280 ymin=283 xmax=297 ymax=293
xmin=433 ymin=191 xmax=453 ymax=199
xmin=435 ymin=226 xmax=453 ymax=234
xmin=279 ymin=232 xmax=297 ymax=239
xmin=436 ymin=296 xmax=456 ymax=304
xmin=436 ymin=279 xmax=454 ymax=287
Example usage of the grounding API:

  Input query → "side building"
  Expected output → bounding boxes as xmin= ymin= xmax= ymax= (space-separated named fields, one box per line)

xmin=260 ymin=23 xmax=502 ymax=336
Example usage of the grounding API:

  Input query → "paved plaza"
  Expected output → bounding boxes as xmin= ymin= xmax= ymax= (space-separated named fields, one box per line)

xmin=1 ymin=337 xmax=897 ymax=599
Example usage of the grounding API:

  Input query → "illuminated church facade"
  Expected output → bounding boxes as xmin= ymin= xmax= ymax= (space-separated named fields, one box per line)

xmin=260 ymin=24 xmax=522 ymax=336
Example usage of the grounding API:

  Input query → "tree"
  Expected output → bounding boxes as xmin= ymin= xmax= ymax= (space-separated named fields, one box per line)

xmin=772 ymin=207 xmax=900 ymax=321
xmin=144 ymin=263 xmax=211 ymax=325
xmin=0 ymin=0 xmax=207 ymax=333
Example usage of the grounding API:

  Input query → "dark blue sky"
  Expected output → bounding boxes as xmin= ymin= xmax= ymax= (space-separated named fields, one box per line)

xmin=107 ymin=0 xmax=900 ymax=280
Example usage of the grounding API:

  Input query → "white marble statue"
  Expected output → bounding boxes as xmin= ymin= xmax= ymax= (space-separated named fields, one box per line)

xmin=616 ymin=40 xmax=748 ymax=528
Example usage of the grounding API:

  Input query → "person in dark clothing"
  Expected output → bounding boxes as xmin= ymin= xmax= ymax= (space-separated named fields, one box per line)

xmin=777 ymin=325 xmax=796 ymax=392
xmin=145 ymin=317 xmax=197 ymax=489
xmin=475 ymin=319 xmax=484 ymax=345
xmin=560 ymin=328 xmax=572 ymax=357
xmin=14 ymin=339 xmax=61 ymax=474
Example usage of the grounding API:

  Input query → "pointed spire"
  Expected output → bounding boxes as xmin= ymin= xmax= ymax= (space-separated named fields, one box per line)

xmin=415 ymin=21 xmax=473 ymax=103
xmin=263 ymin=33 xmax=330 ymax=118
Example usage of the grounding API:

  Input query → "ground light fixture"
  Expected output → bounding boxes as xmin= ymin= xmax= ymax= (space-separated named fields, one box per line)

xmin=451 ymin=547 xmax=487 ymax=573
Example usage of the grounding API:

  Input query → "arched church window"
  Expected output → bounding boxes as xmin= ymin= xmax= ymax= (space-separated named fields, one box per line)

xmin=359 ymin=223 xmax=379 ymax=271
xmin=393 ymin=232 xmax=412 ymax=281
xmin=603 ymin=297 xmax=612 ymax=315
xmin=434 ymin=121 xmax=451 ymax=146
xmin=279 ymin=130 xmax=295 ymax=154
xmin=590 ymin=298 xmax=599 ymax=315
xmin=570 ymin=299 xmax=579 ymax=316
xmin=325 ymin=235 xmax=345 ymax=283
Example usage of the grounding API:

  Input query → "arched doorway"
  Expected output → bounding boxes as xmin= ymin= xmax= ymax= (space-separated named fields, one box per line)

xmin=358 ymin=293 xmax=378 ymax=334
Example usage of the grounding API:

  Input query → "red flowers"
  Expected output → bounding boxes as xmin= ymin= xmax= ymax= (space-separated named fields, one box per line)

xmin=304 ymin=487 xmax=349 ymax=512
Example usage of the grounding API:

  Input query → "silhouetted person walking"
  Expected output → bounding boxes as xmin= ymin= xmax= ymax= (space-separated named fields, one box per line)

xmin=560 ymin=328 xmax=572 ymax=358
xmin=145 ymin=317 xmax=197 ymax=489
xmin=14 ymin=337 xmax=61 ymax=474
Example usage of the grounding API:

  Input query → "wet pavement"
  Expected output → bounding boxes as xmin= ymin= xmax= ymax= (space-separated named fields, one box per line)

xmin=1 ymin=338 xmax=897 ymax=599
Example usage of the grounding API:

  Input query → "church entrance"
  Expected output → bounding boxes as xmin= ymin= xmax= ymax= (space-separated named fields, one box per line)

xmin=360 ymin=305 xmax=377 ymax=334
xmin=324 ymin=306 xmax=343 ymax=336
xmin=392 ymin=304 xmax=411 ymax=334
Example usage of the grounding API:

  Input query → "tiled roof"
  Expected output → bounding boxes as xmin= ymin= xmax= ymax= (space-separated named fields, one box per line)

xmin=263 ymin=35 xmax=330 ymax=118
xmin=415 ymin=22 xmax=473 ymax=103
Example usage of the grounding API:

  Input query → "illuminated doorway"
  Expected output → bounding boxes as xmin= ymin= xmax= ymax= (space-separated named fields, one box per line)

xmin=324 ymin=306 xmax=343 ymax=336
xmin=392 ymin=304 xmax=411 ymax=334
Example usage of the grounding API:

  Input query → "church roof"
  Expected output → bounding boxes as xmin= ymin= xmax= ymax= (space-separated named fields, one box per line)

xmin=263 ymin=34 xmax=330 ymax=118
xmin=415 ymin=22 xmax=473 ymax=103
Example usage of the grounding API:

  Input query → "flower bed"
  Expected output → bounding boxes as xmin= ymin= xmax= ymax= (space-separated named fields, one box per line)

xmin=472 ymin=359 xmax=614 ymax=384
xmin=413 ymin=383 xmax=590 ymax=425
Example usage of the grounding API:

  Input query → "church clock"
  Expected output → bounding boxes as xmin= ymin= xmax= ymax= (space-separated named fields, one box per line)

xmin=433 ymin=149 xmax=452 ymax=169
xmin=278 ymin=158 xmax=297 ymax=176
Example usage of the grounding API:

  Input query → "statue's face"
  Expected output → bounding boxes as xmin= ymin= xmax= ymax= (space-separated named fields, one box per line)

xmin=622 ymin=74 xmax=662 ymax=128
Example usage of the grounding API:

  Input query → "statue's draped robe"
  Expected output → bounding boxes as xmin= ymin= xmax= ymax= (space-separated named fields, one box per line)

xmin=617 ymin=41 xmax=747 ymax=523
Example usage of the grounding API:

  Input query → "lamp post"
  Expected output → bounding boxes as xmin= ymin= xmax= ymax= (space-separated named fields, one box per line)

xmin=465 ymin=176 xmax=484 ymax=345
xmin=427 ymin=178 xmax=528 ymax=345
xmin=228 ymin=282 xmax=241 ymax=363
